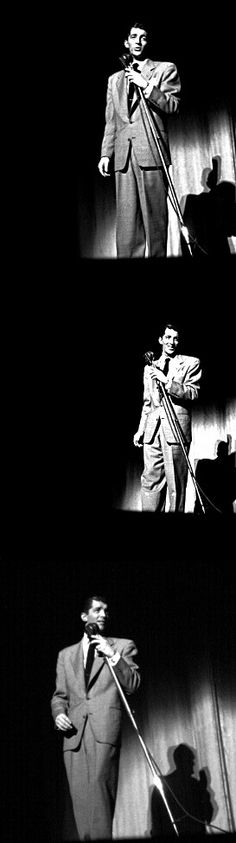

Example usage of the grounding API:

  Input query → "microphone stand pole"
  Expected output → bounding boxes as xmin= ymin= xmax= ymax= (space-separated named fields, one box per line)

xmin=158 ymin=380 xmax=206 ymax=513
xmin=120 ymin=55 xmax=193 ymax=256
xmin=105 ymin=656 xmax=179 ymax=836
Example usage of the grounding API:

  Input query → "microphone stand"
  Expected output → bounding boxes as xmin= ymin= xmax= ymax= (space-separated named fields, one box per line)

xmin=144 ymin=352 xmax=206 ymax=513
xmin=158 ymin=380 xmax=206 ymax=513
xmin=119 ymin=54 xmax=193 ymax=257
xmin=105 ymin=656 xmax=179 ymax=836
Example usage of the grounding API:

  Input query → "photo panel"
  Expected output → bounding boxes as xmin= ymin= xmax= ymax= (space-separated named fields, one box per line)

xmin=5 ymin=543 xmax=235 ymax=840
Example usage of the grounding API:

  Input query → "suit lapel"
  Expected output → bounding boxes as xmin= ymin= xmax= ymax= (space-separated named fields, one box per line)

xmin=69 ymin=641 xmax=86 ymax=691
xmin=171 ymin=355 xmax=186 ymax=377
xmin=68 ymin=637 xmax=118 ymax=691
xmin=131 ymin=60 xmax=156 ymax=115
xmin=87 ymin=636 xmax=116 ymax=688
xmin=115 ymin=72 xmax=129 ymax=121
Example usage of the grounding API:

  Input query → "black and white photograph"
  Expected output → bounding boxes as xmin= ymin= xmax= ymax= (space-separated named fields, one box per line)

xmin=2 ymin=5 xmax=236 ymax=843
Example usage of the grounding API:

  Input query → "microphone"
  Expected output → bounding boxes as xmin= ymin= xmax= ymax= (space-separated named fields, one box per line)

xmin=144 ymin=350 xmax=154 ymax=365
xmin=119 ymin=52 xmax=132 ymax=94
xmin=85 ymin=622 xmax=99 ymax=639
xmin=119 ymin=52 xmax=132 ymax=69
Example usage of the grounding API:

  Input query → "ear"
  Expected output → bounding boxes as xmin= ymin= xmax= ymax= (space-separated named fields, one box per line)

xmin=158 ymin=336 xmax=163 ymax=347
xmin=81 ymin=611 xmax=87 ymax=623
xmin=124 ymin=39 xmax=129 ymax=48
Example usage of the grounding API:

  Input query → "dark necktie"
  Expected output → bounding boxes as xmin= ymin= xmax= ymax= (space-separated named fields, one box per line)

xmin=163 ymin=358 xmax=170 ymax=376
xmin=127 ymin=81 xmax=135 ymax=116
xmin=85 ymin=643 xmax=95 ymax=687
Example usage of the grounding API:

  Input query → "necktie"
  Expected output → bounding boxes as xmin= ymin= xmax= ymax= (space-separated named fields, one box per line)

xmin=163 ymin=358 xmax=170 ymax=376
xmin=127 ymin=81 xmax=135 ymax=116
xmin=85 ymin=643 xmax=95 ymax=687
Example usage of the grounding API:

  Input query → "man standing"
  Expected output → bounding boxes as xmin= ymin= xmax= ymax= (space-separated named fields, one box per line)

xmin=98 ymin=22 xmax=181 ymax=257
xmin=133 ymin=323 xmax=202 ymax=512
xmin=51 ymin=594 xmax=140 ymax=839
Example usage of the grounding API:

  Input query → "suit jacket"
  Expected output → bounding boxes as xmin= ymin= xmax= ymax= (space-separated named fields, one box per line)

xmin=101 ymin=59 xmax=181 ymax=171
xmin=51 ymin=637 xmax=140 ymax=749
xmin=137 ymin=354 xmax=202 ymax=445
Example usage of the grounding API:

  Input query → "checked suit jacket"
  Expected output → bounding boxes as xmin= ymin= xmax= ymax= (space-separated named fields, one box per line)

xmin=51 ymin=637 xmax=140 ymax=749
xmin=137 ymin=354 xmax=202 ymax=445
xmin=101 ymin=59 xmax=181 ymax=172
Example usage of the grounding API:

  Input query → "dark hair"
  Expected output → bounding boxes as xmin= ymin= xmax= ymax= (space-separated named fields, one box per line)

xmin=128 ymin=21 xmax=149 ymax=33
xmin=126 ymin=21 xmax=150 ymax=44
xmin=81 ymin=594 xmax=108 ymax=613
xmin=159 ymin=322 xmax=180 ymax=338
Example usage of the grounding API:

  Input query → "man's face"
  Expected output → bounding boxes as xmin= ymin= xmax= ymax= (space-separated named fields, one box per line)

xmin=125 ymin=27 xmax=148 ymax=60
xmin=81 ymin=599 xmax=108 ymax=633
xmin=159 ymin=328 xmax=179 ymax=357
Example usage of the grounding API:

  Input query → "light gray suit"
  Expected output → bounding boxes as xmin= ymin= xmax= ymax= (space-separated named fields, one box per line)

xmin=136 ymin=354 xmax=202 ymax=511
xmin=51 ymin=636 xmax=140 ymax=839
xmin=101 ymin=59 xmax=181 ymax=256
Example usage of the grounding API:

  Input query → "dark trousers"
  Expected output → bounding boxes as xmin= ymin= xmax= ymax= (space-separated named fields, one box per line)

xmin=115 ymin=146 xmax=168 ymax=257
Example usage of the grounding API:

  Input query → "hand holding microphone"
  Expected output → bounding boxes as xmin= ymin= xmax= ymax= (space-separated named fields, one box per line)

xmin=125 ymin=64 xmax=148 ymax=89
xmin=85 ymin=623 xmax=115 ymax=658
xmin=149 ymin=366 xmax=168 ymax=384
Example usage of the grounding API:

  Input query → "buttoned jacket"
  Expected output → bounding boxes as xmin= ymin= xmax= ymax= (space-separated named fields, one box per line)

xmin=137 ymin=354 xmax=202 ymax=445
xmin=101 ymin=59 xmax=181 ymax=171
xmin=51 ymin=636 xmax=140 ymax=749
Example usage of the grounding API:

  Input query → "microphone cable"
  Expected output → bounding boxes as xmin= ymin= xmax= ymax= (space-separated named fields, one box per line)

xmin=149 ymin=751 xmax=230 ymax=834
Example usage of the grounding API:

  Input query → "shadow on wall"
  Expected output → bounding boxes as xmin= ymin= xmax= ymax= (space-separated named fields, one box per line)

xmin=194 ymin=435 xmax=236 ymax=514
xmin=149 ymin=743 xmax=216 ymax=836
xmin=180 ymin=155 xmax=236 ymax=256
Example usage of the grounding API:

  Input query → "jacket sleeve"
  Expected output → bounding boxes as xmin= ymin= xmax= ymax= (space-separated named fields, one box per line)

xmin=101 ymin=76 xmax=117 ymax=158
xmin=136 ymin=366 xmax=153 ymax=437
xmin=112 ymin=639 xmax=141 ymax=695
xmin=145 ymin=62 xmax=181 ymax=114
xmin=51 ymin=650 xmax=69 ymax=721
xmin=168 ymin=358 xmax=202 ymax=402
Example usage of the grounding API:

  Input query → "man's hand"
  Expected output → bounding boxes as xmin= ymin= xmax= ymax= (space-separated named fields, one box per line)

xmin=125 ymin=68 xmax=147 ymax=89
xmin=98 ymin=156 xmax=110 ymax=177
xmin=133 ymin=431 xmax=143 ymax=447
xmin=55 ymin=713 xmax=73 ymax=731
xmin=90 ymin=634 xmax=115 ymax=658
xmin=149 ymin=366 xmax=168 ymax=384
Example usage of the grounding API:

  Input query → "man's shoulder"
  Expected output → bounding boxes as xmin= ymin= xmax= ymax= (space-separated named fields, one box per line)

xmin=58 ymin=640 xmax=81 ymax=657
xmin=108 ymin=69 xmax=124 ymax=83
xmin=176 ymin=354 xmax=200 ymax=366
xmin=109 ymin=636 xmax=137 ymax=651
xmin=146 ymin=58 xmax=178 ymax=72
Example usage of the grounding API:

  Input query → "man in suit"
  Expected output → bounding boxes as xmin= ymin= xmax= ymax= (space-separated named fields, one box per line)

xmin=98 ymin=21 xmax=181 ymax=257
xmin=133 ymin=323 xmax=202 ymax=512
xmin=51 ymin=594 xmax=140 ymax=839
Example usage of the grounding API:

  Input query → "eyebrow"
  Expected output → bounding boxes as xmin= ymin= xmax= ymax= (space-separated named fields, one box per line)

xmin=130 ymin=33 xmax=147 ymax=38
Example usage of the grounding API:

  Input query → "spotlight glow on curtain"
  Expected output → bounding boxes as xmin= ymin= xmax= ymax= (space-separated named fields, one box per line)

xmin=79 ymin=105 xmax=236 ymax=258
xmin=118 ymin=398 xmax=236 ymax=513
xmin=112 ymin=616 xmax=236 ymax=837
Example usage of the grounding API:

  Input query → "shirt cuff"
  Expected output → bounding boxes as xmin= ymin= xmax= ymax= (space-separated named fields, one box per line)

xmin=108 ymin=652 xmax=121 ymax=666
